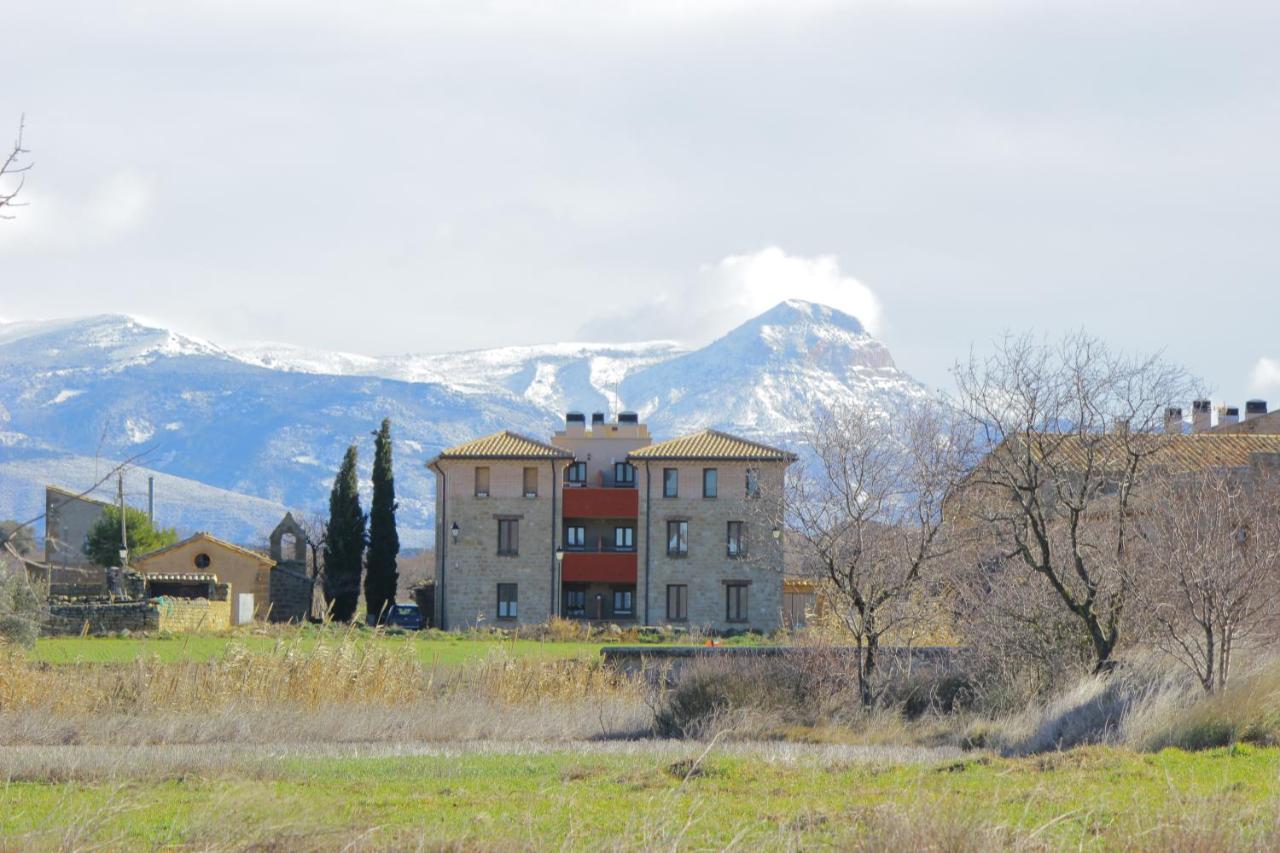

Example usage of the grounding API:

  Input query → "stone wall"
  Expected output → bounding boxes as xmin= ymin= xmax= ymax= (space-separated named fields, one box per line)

xmin=43 ymin=601 xmax=159 ymax=635
xmin=436 ymin=458 xmax=560 ymax=629
xmin=154 ymin=596 xmax=231 ymax=632
xmin=269 ymin=563 xmax=314 ymax=622
xmin=637 ymin=460 xmax=785 ymax=633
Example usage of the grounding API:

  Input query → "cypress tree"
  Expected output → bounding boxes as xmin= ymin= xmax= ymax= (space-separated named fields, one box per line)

xmin=323 ymin=444 xmax=366 ymax=622
xmin=365 ymin=417 xmax=400 ymax=624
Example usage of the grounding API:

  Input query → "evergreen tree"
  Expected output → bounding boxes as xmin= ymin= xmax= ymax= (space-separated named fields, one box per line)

xmin=83 ymin=506 xmax=177 ymax=568
xmin=365 ymin=418 xmax=401 ymax=624
xmin=323 ymin=444 xmax=366 ymax=622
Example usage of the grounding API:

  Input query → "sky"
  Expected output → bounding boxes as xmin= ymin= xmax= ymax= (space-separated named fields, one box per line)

xmin=2 ymin=0 xmax=1279 ymax=407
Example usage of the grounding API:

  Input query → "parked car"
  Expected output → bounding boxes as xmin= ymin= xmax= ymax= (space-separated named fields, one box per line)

xmin=385 ymin=602 xmax=424 ymax=630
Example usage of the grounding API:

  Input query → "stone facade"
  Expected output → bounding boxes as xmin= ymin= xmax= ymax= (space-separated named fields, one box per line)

xmin=637 ymin=460 xmax=785 ymax=632
xmin=269 ymin=564 xmax=315 ymax=622
xmin=44 ymin=486 xmax=108 ymax=568
xmin=433 ymin=459 xmax=561 ymax=629
xmin=430 ymin=423 xmax=792 ymax=633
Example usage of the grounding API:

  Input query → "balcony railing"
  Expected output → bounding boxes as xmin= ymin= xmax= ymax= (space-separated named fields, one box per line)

xmin=561 ymin=550 xmax=637 ymax=584
xmin=562 ymin=486 xmax=638 ymax=519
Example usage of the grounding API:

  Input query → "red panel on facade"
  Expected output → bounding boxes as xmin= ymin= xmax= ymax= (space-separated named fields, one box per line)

xmin=562 ymin=487 xmax=638 ymax=518
xmin=562 ymin=551 xmax=638 ymax=584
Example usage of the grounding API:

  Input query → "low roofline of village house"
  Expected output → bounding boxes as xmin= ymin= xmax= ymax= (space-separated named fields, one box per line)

xmin=131 ymin=531 xmax=276 ymax=568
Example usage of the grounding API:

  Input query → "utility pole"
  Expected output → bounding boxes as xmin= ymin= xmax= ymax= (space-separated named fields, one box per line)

xmin=147 ymin=476 xmax=155 ymax=523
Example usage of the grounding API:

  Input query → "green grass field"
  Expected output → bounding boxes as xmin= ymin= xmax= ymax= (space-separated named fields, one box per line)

xmin=3 ymin=745 xmax=1277 ymax=848
xmin=26 ymin=631 xmax=610 ymax=666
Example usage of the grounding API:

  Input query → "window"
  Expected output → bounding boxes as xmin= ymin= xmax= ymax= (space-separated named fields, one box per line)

xmin=566 ymin=525 xmax=585 ymax=548
xmin=523 ymin=467 xmax=538 ymax=498
xmin=566 ymin=461 xmax=587 ymax=484
xmin=612 ymin=588 xmax=634 ymax=616
xmin=564 ymin=587 xmax=586 ymax=617
xmin=497 ymin=518 xmax=519 ymax=555
xmin=497 ymin=583 xmax=518 ymax=619
xmin=746 ymin=468 xmax=761 ymax=498
xmin=667 ymin=520 xmax=689 ymax=556
xmin=194 ymin=553 xmax=211 ymax=569
xmin=474 ymin=466 xmax=490 ymax=497
xmin=726 ymin=583 xmax=749 ymax=623
xmin=666 ymin=584 xmax=688 ymax=622
xmin=703 ymin=468 xmax=718 ymax=498
xmin=727 ymin=521 xmax=746 ymax=557
xmin=614 ymin=526 xmax=634 ymax=550
xmin=614 ymin=462 xmax=635 ymax=486
xmin=663 ymin=468 xmax=679 ymax=498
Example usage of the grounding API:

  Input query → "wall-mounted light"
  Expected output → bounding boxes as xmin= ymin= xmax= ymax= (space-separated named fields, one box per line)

xmin=555 ymin=546 xmax=565 ymax=563
xmin=450 ymin=522 xmax=460 ymax=543
xmin=771 ymin=527 xmax=782 ymax=541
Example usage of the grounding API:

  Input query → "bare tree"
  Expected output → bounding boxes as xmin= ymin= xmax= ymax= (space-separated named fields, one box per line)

xmin=1135 ymin=468 xmax=1280 ymax=693
xmin=950 ymin=332 xmax=1195 ymax=673
xmin=789 ymin=400 xmax=974 ymax=704
xmin=1 ymin=116 xmax=31 ymax=219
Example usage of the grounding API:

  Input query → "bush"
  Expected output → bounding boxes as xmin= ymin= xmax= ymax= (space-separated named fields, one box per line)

xmin=0 ymin=571 xmax=43 ymax=649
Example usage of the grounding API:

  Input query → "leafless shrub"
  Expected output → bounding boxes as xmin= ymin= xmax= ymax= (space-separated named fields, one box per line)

xmin=790 ymin=399 xmax=975 ymax=705
xmin=950 ymin=332 xmax=1196 ymax=673
xmin=1133 ymin=468 xmax=1280 ymax=693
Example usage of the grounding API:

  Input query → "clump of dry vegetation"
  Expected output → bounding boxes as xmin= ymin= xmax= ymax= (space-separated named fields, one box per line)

xmin=0 ymin=633 xmax=652 ymax=746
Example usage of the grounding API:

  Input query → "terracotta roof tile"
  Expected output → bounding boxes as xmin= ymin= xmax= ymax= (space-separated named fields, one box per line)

xmin=434 ymin=430 xmax=574 ymax=461
xmin=628 ymin=429 xmax=796 ymax=462
xmin=986 ymin=432 xmax=1280 ymax=475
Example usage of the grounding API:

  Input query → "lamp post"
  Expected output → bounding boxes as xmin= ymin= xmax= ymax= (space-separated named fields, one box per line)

xmin=554 ymin=546 xmax=565 ymax=617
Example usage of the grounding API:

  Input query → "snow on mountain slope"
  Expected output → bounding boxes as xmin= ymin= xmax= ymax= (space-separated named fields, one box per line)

xmin=621 ymin=300 xmax=927 ymax=439
xmin=0 ymin=301 xmax=928 ymax=546
xmin=231 ymin=339 xmax=685 ymax=413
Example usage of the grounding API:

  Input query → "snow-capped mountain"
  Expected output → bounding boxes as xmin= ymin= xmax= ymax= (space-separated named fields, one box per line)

xmin=0 ymin=302 xmax=927 ymax=547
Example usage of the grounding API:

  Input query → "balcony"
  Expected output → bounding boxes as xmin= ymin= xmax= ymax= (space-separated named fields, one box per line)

xmin=562 ymin=486 xmax=638 ymax=519
xmin=561 ymin=549 xmax=637 ymax=584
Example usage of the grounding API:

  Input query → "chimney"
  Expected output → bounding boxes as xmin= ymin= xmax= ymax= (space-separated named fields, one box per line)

xmin=1191 ymin=399 xmax=1212 ymax=433
xmin=564 ymin=411 xmax=586 ymax=437
xmin=1218 ymin=405 xmax=1240 ymax=428
xmin=1164 ymin=406 xmax=1183 ymax=434
xmin=1246 ymin=400 xmax=1269 ymax=421
xmin=590 ymin=412 xmax=605 ymax=426
xmin=618 ymin=411 xmax=639 ymax=425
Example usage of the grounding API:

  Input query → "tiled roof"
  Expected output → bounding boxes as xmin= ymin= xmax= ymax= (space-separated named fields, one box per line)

xmin=132 ymin=532 xmax=276 ymax=567
xmin=433 ymin=430 xmax=573 ymax=460
xmin=1212 ymin=411 xmax=1280 ymax=435
xmin=628 ymin=429 xmax=797 ymax=462
xmin=983 ymin=432 xmax=1280 ymax=475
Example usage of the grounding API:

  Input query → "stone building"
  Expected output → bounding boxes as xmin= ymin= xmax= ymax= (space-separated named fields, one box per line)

xmin=428 ymin=414 xmax=795 ymax=632
xmin=43 ymin=485 xmax=108 ymax=568
xmin=133 ymin=532 xmax=276 ymax=618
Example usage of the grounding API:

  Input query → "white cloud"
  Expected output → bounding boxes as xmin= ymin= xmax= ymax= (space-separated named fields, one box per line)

xmin=0 ymin=170 xmax=152 ymax=254
xmin=580 ymin=246 xmax=882 ymax=345
xmin=1250 ymin=357 xmax=1280 ymax=394
xmin=708 ymin=247 xmax=882 ymax=336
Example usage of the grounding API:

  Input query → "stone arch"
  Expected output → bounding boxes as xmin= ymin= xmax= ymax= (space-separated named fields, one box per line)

xmin=270 ymin=512 xmax=307 ymax=563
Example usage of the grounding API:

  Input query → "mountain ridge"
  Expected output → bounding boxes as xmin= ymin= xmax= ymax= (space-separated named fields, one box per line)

xmin=0 ymin=301 xmax=928 ymax=546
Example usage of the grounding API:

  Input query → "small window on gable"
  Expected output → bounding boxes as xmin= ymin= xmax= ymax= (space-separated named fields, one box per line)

xmin=475 ymin=466 xmax=490 ymax=497
xmin=194 ymin=553 xmax=211 ymax=569
xmin=523 ymin=467 xmax=538 ymax=498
